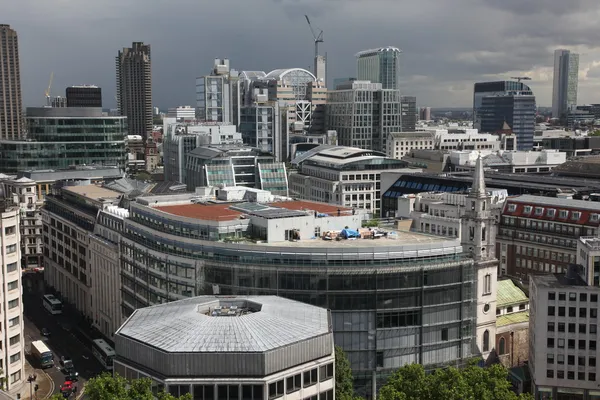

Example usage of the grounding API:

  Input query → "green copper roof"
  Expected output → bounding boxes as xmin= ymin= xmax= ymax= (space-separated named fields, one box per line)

xmin=496 ymin=311 xmax=529 ymax=327
xmin=497 ymin=279 xmax=528 ymax=308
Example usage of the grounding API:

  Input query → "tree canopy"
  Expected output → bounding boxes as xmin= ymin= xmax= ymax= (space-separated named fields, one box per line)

xmin=335 ymin=346 xmax=356 ymax=400
xmin=49 ymin=373 xmax=191 ymax=400
xmin=378 ymin=363 xmax=533 ymax=400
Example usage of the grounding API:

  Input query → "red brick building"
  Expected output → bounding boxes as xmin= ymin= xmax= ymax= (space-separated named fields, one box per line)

xmin=497 ymin=195 xmax=600 ymax=280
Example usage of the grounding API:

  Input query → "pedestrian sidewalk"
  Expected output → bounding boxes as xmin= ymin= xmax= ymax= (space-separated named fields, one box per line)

xmin=10 ymin=358 xmax=54 ymax=400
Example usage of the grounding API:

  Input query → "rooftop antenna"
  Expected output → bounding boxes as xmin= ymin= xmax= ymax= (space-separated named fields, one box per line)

xmin=304 ymin=15 xmax=324 ymax=74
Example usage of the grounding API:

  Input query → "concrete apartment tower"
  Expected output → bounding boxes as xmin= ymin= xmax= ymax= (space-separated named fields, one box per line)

xmin=460 ymin=155 xmax=498 ymax=361
xmin=552 ymin=49 xmax=579 ymax=119
xmin=116 ymin=42 xmax=152 ymax=138
xmin=0 ymin=25 xmax=23 ymax=140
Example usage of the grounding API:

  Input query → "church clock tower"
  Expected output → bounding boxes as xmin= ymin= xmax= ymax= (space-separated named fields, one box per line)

xmin=460 ymin=155 xmax=498 ymax=361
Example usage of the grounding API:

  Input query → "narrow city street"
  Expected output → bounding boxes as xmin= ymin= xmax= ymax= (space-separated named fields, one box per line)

xmin=22 ymin=273 xmax=103 ymax=398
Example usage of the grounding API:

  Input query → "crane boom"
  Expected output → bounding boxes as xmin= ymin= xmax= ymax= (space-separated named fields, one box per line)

xmin=45 ymin=72 xmax=54 ymax=97
xmin=45 ymin=72 xmax=54 ymax=106
xmin=304 ymin=15 xmax=324 ymax=63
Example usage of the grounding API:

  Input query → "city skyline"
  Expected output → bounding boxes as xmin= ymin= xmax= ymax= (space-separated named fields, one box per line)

xmin=5 ymin=0 xmax=600 ymax=109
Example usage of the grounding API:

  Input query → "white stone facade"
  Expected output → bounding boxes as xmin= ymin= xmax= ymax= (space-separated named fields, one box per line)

xmin=0 ymin=205 xmax=25 ymax=390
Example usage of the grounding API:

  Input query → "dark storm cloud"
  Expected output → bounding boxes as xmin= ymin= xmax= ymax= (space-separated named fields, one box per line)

xmin=5 ymin=0 xmax=600 ymax=108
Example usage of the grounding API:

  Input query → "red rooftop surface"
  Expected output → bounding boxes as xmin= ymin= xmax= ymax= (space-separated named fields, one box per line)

xmin=155 ymin=203 xmax=242 ymax=221
xmin=269 ymin=200 xmax=352 ymax=215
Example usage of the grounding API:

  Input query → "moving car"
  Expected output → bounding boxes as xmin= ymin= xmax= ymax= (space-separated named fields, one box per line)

xmin=65 ymin=371 xmax=78 ymax=382
xmin=60 ymin=380 xmax=77 ymax=396
xmin=60 ymin=356 xmax=75 ymax=373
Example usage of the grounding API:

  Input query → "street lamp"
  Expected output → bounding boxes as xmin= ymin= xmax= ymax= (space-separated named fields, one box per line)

xmin=27 ymin=374 xmax=37 ymax=399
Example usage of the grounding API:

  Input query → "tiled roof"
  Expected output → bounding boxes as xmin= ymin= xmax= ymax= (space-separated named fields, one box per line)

xmin=497 ymin=279 xmax=528 ymax=307
xmin=496 ymin=311 xmax=529 ymax=327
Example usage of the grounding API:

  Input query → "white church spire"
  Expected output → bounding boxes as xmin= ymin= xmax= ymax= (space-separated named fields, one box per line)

xmin=470 ymin=154 xmax=487 ymax=199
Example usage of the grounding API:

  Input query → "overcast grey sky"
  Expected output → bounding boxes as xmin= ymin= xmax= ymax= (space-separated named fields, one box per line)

xmin=5 ymin=0 xmax=600 ymax=109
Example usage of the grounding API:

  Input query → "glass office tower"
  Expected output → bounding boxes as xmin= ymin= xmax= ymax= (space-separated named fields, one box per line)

xmin=480 ymin=93 xmax=536 ymax=151
xmin=0 ymin=107 xmax=126 ymax=173
xmin=356 ymin=47 xmax=402 ymax=90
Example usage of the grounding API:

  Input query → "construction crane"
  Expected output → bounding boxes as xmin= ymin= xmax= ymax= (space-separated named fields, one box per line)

xmin=304 ymin=15 xmax=324 ymax=62
xmin=45 ymin=72 xmax=54 ymax=106
xmin=511 ymin=76 xmax=531 ymax=83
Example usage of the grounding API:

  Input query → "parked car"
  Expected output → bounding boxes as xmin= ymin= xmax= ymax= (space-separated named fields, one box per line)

xmin=41 ymin=327 xmax=50 ymax=337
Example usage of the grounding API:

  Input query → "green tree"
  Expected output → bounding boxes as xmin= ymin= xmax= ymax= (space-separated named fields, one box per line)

xmin=335 ymin=346 xmax=359 ymax=400
xmin=50 ymin=373 xmax=192 ymax=400
xmin=378 ymin=363 xmax=533 ymax=400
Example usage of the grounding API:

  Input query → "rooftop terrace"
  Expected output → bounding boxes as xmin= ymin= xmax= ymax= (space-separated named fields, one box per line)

xmin=262 ymin=230 xmax=449 ymax=248
xmin=64 ymin=185 xmax=121 ymax=201
xmin=154 ymin=200 xmax=352 ymax=222
xmin=155 ymin=203 xmax=243 ymax=221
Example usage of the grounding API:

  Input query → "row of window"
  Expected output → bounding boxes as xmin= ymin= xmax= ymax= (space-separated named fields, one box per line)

xmin=547 ymin=306 xmax=598 ymax=318
xmin=548 ymin=292 xmax=598 ymax=302
xmin=341 ymin=174 xmax=380 ymax=181
xmin=547 ymin=338 xmax=597 ymax=350
xmin=548 ymin=322 xmax=598 ymax=334
xmin=548 ymin=354 xmax=596 ymax=366
xmin=508 ymin=204 xmax=598 ymax=222
xmin=268 ymin=364 xmax=333 ymax=399
xmin=546 ymin=370 xmax=596 ymax=381
xmin=517 ymin=246 xmax=578 ymax=262
xmin=515 ymin=258 xmax=566 ymax=274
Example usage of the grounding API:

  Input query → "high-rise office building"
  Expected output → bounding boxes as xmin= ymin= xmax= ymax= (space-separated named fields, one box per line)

xmin=552 ymin=49 xmax=579 ymax=119
xmin=0 ymin=25 xmax=23 ymax=140
xmin=314 ymin=54 xmax=326 ymax=84
xmin=0 ymin=107 xmax=127 ymax=173
xmin=473 ymin=81 xmax=533 ymax=130
xmin=196 ymin=58 xmax=235 ymax=124
xmin=480 ymin=92 xmax=536 ymax=151
xmin=326 ymin=80 xmax=401 ymax=152
xmin=116 ymin=42 xmax=152 ymax=138
xmin=420 ymin=107 xmax=431 ymax=121
xmin=66 ymin=85 xmax=102 ymax=107
xmin=401 ymin=95 xmax=416 ymax=131
xmin=356 ymin=47 xmax=401 ymax=90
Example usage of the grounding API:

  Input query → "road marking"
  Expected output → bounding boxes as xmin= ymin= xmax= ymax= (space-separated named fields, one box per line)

xmin=75 ymin=386 xmax=85 ymax=400
xmin=41 ymin=368 xmax=55 ymax=399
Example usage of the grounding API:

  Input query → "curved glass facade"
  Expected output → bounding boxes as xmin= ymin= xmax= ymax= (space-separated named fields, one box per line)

xmin=264 ymin=69 xmax=315 ymax=100
xmin=120 ymin=207 xmax=478 ymax=397
xmin=0 ymin=114 xmax=126 ymax=172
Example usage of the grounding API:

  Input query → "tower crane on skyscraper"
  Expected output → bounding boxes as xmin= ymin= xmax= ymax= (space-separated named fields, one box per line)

xmin=45 ymin=72 xmax=54 ymax=106
xmin=304 ymin=15 xmax=324 ymax=62
xmin=511 ymin=76 xmax=531 ymax=83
